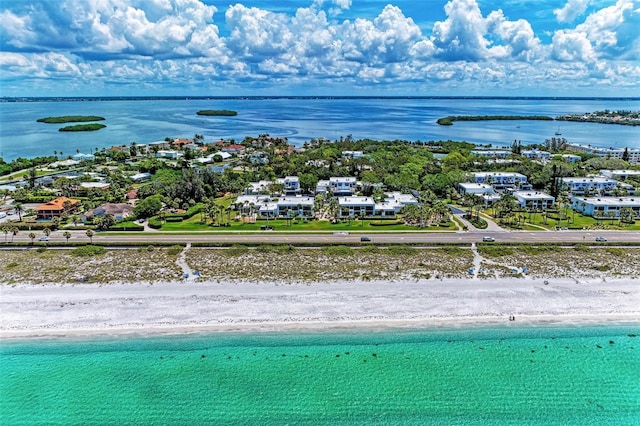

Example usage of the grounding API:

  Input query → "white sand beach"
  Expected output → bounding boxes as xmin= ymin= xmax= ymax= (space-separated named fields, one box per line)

xmin=2 ymin=277 xmax=639 ymax=338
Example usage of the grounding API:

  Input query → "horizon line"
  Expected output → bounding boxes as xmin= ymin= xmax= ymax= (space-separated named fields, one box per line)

xmin=2 ymin=95 xmax=640 ymax=102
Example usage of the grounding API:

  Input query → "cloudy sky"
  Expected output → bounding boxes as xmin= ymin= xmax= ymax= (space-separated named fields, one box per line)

xmin=1 ymin=0 xmax=638 ymax=97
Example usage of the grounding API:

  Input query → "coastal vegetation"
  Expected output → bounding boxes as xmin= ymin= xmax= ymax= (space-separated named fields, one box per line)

xmin=556 ymin=110 xmax=639 ymax=126
xmin=1 ymin=245 xmax=638 ymax=284
xmin=37 ymin=115 xmax=106 ymax=123
xmin=437 ymin=115 xmax=553 ymax=125
xmin=196 ymin=110 xmax=238 ymax=116
xmin=59 ymin=123 xmax=106 ymax=132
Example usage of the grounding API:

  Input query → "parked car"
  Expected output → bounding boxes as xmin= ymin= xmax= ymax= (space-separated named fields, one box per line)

xmin=360 ymin=236 xmax=371 ymax=242
xmin=595 ymin=236 xmax=607 ymax=242
xmin=38 ymin=236 xmax=50 ymax=241
xmin=482 ymin=236 xmax=495 ymax=242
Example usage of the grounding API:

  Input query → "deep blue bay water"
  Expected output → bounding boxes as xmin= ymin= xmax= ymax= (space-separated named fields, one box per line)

xmin=1 ymin=325 xmax=639 ymax=424
xmin=1 ymin=97 xmax=639 ymax=160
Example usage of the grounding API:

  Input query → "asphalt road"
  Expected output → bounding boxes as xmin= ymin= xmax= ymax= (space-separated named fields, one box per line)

xmin=6 ymin=229 xmax=640 ymax=245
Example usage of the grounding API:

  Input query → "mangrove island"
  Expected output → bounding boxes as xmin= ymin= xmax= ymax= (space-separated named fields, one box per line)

xmin=437 ymin=115 xmax=554 ymax=125
xmin=58 ymin=123 xmax=107 ymax=132
xmin=37 ymin=115 xmax=106 ymax=123
xmin=196 ymin=109 xmax=238 ymax=116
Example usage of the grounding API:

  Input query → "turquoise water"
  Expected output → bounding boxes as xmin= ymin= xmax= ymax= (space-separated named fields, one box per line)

xmin=1 ymin=325 xmax=639 ymax=425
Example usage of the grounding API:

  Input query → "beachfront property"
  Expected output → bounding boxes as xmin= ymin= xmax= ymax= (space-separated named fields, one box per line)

xmin=244 ymin=177 xmax=299 ymax=195
xmin=376 ymin=192 xmax=419 ymax=215
xmin=337 ymin=192 xmax=419 ymax=218
xmin=599 ymin=169 xmax=640 ymax=181
xmin=34 ymin=196 xmax=80 ymax=220
xmin=83 ymin=203 xmax=134 ymax=222
xmin=521 ymin=149 xmax=551 ymax=161
xmin=470 ymin=150 xmax=512 ymax=159
xmin=567 ymin=144 xmax=640 ymax=165
xmin=513 ymin=191 xmax=555 ymax=209
xmin=560 ymin=176 xmax=633 ymax=195
xmin=234 ymin=195 xmax=315 ymax=218
xmin=571 ymin=196 xmax=640 ymax=218
xmin=337 ymin=196 xmax=375 ymax=218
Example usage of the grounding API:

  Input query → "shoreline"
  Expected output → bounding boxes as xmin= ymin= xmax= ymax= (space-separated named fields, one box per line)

xmin=2 ymin=277 xmax=638 ymax=340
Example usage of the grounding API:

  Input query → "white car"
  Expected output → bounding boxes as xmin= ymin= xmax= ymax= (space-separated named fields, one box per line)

xmin=482 ymin=236 xmax=495 ymax=242
xmin=38 ymin=236 xmax=50 ymax=241
xmin=595 ymin=236 xmax=607 ymax=242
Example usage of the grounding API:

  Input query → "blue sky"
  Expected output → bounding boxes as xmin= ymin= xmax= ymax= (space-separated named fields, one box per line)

xmin=1 ymin=0 xmax=638 ymax=97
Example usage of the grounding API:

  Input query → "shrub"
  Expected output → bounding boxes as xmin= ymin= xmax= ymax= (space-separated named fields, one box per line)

xmin=437 ymin=246 xmax=467 ymax=257
xmin=387 ymin=245 xmax=417 ymax=255
xmin=478 ymin=245 xmax=514 ymax=257
xmin=36 ymin=247 xmax=47 ymax=253
xmin=323 ymin=245 xmax=354 ymax=256
xmin=166 ymin=245 xmax=184 ymax=256
xmin=6 ymin=261 xmax=18 ymax=269
xmin=71 ymin=245 xmax=106 ymax=257
xmin=256 ymin=244 xmax=296 ymax=253
xmin=226 ymin=244 xmax=249 ymax=256
xmin=148 ymin=216 xmax=163 ymax=229
xmin=359 ymin=245 xmax=380 ymax=254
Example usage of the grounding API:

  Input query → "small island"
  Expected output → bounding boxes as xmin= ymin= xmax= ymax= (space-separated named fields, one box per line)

xmin=437 ymin=115 xmax=554 ymax=125
xmin=37 ymin=115 xmax=106 ymax=124
xmin=196 ymin=109 xmax=238 ymax=116
xmin=59 ymin=123 xmax=107 ymax=132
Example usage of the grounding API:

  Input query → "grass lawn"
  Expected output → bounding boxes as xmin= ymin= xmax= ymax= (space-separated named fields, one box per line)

xmin=150 ymin=213 xmax=457 ymax=232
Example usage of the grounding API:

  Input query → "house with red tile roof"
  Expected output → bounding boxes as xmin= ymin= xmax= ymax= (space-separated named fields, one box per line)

xmin=35 ymin=197 xmax=80 ymax=220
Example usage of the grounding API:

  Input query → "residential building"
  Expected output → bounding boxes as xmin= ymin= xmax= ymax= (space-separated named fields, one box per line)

xmin=470 ymin=150 xmax=511 ymax=158
xmin=513 ymin=191 xmax=555 ymax=209
xmin=560 ymin=154 xmax=581 ymax=163
xmin=156 ymin=150 xmax=183 ymax=160
xmin=148 ymin=141 xmax=170 ymax=150
xmin=472 ymin=172 xmax=529 ymax=190
xmin=276 ymin=176 xmax=301 ymax=195
xmin=521 ymin=150 xmax=551 ymax=161
xmin=560 ymin=176 xmax=632 ymax=195
xmin=73 ymin=152 xmax=95 ymax=161
xmin=458 ymin=183 xmax=501 ymax=204
xmin=571 ymin=196 xmax=640 ymax=218
xmin=83 ymin=203 xmax=134 ymax=222
xmin=221 ymin=144 xmax=246 ymax=155
xmin=374 ymin=192 xmax=420 ymax=216
xmin=599 ymin=169 xmax=640 ymax=181
xmin=567 ymin=144 xmax=640 ymax=165
xmin=35 ymin=197 xmax=80 ymax=220
xmin=327 ymin=177 xmax=358 ymax=195
xmin=338 ymin=196 xmax=376 ymax=218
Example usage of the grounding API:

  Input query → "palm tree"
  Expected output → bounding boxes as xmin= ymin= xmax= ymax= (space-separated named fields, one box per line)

xmin=86 ymin=229 xmax=94 ymax=243
xmin=11 ymin=227 xmax=19 ymax=242
xmin=43 ymin=227 xmax=51 ymax=238
xmin=2 ymin=224 xmax=9 ymax=243
xmin=63 ymin=231 xmax=71 ymax=243
xmin=14 ymin=202 xmax=24 ymax=222
xmin=28 ymin=232 xmax=36 ymax=244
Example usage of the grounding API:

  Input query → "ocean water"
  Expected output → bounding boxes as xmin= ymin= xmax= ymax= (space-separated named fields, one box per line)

xmin=1 ymin=97 xmax=639 ymax=161
xmin=2 ymin=325 xmax=639 ymax=425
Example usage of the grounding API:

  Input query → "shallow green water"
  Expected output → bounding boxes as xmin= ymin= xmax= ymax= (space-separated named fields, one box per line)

xmin=2 ymin=325 xmax=639 ymax=425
